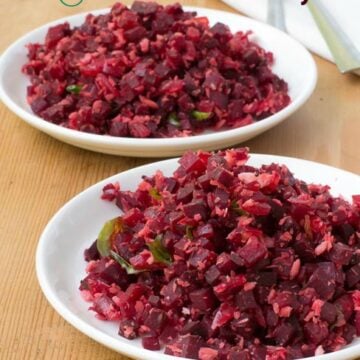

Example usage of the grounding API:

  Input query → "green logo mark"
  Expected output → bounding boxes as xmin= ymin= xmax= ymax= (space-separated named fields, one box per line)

xmin=60 ymin=0 xmax=84 ymax=7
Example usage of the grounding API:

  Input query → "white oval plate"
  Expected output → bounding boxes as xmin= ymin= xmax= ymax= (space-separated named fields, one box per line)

xmin=0 ymin=7 xmax=316 ymax=157
xmin=36 ymin=154 xmax=360 ymax=360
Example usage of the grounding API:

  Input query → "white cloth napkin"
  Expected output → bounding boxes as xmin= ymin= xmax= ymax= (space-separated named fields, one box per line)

xmin=221 ymin=0 xmax=360 ymax=63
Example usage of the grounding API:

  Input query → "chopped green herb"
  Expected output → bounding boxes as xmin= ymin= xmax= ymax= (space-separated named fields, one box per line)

xmin=148 ymin=235 xmax=172 ymax=265
xmin=149 ymin=187 xmax=162 ymax=201
xmin=66 ymin=84 xmax=82 ymax=94
xmin=185 ymin=225 xmax=194 ymax=240
xmin=191 ymin=110 xmax=212 ymax=121
xmin=168 ymin=113 xmax=180 ymax=127
xmin=231 ymin=200 xmax=247 ymax=216
xmin=96 ymin=218 xmax=117 ymax=257
xmin=110 ymin=250 xmax=142 ymax=275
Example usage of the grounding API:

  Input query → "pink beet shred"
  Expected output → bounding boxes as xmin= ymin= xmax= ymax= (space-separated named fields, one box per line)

xmin=23 ymin=1 xmax=290 ymax=138
xmin=80 ymin=148 xmax=360 ymax=359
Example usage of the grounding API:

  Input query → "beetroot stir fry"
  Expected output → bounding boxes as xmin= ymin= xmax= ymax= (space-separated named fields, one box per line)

xmin=80 ymin=148 xmax=360 ymax=359
xmin=23 ymin=2 xmax=290 ymax=138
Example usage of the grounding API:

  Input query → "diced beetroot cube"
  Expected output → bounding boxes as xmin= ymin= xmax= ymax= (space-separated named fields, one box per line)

xmin=160 ymin=278 xmax=183 ymax=308
xmin=176 ymin=184 xmax=194 ymax=204
xmin=329 ymin=243 xmax=353 ymax=266
xmin=148 ymin=295 xmax=160 ymax=307
xmin=129 ymin=250 xmax=158 ymax=270
xmin=213 ymin=188 xmax=230 ymax=207
xmin=180 ymin=320 xmax=202 ymax=336
xmin=230 ymin=251 xmax=246 ymax=266
xmin=249 ymin=345 xmax=267 ymax=360
xmin=320 ymin=302 xmax=337 ymax=324
xmin=131 ymin=1 xmax=159 ymax=15
xmin=183 ymin=201 xmax=208 ymax=220
xmin=273 ymin=322 xmax=295 ymax=346
xmin=242 ymin=199 xmax=271 ymax=216
xmin=211 ymin=303 xmax=234 ymax=329
xmin=163 ymin=177 xmax=178 ymax=193
xmin=91 ymin=294 xmax=119 ymax=320
xmin=189 ymin=288 xmax=217 ymax=311
xmin=166 ymin=335 xmax=204 ymax=359
xmin=196 ymin=236 xmax=214 ymax=250
xmin=236 ymin=290 xmax=258 ymax=310
xmin=209 ymin=167 xmax=234 ymax=187
xmin=98 ymin=262 xmax=130 ymax=289
xmin=45 ymin=23 xmax=70 ymax=48
xmin=188 ymin=248 xmax=217 ymax=270
xmin=213 ymin=275 xmax=246 ymax=300
xmin=125 ymin=283 xmax=150 ymax=301
xmin=307 ymin=262 xmax=336 ymax=300
xmin=256 ymin=271 xmax=278 ymax=286
xmin=216 ymin=252 xmax=237 ymax=273
xmin=195 ymin=223 xmax=214 ymax=239
xmin=265 ymin=306 xmax=279 ymax=327
xmin=271 ymin=250 xmax=296 ymax=280
xmin=173 ymin=238 xmax=192 ymax=258
xmin=269 ymin=291 xmax=299 ymax=313
xmin=179 ymin=151 xmax=207 ymax=173
xmin=119 ymin=318 xmax=138 ymax=339
xmin=342 ymin=324 xmax=356 ymax=343
xmin=84 ymin=240 xmax=100 ymax=261
xmin=304 ymin=321 xmax=329 ymax=345
xmin=144 ymin=308 xmax=168 ymax=334
xmin=346 ymin=264 xmax=360 ymax=288
xmin=142 ymin=336 xmax=161 ymax=350
xmin=159 ymin=325 xmax=179 ymax=345
xmin=230 ymin=313 xmax=256 ymax=338
xmin=205 ymin=265 xmax=221 ymax=285
xmin=335 ymin=294 xmax=354 ymax=321
xmin=109 ymin=117 xmax=129 ymax=137
xmin=238 ymin=237 xmax=268 ymax=267
xmin=197 ymin=173 xmax=212 ymax=190
xmin=123 ymin=208 xmax=144 ymax=227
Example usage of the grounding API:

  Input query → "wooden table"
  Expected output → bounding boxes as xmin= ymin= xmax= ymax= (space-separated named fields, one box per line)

xmin=0 ymin=0 xmax=359 ymax=359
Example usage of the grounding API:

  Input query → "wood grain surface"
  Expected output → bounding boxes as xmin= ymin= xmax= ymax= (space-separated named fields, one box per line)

xmin=0 ymin=0 xmax=359 ymax=359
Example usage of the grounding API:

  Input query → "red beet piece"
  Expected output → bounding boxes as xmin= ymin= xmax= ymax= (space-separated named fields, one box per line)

xmin=306 ymin=262 xmax=337 ymax=300
xmin=272 ymin=322 xmax=296 ymax=346
xmin=84 ymin=240 xmax=100 ymax=261
xmin=304 ymin=321 xmax=329 ymax=345
xmin=347 ymin=264 xmax=360 ymax=288
xmin=144 ymin=308 xmax=168 ymax=334
xmin=211 ymin=303 xmax=234 ymax=329
xmin=238 ymin=237 xmax=268 ymax=267
xmin=205 ymin=265 xmax=221 ymax=285
xmin=189 ymin=288 xmax=217 ymax=311
xmin=165 ymin=335 xmax=204 ymax=359
xmin=142 ymin=336 xmax=161 ymax=350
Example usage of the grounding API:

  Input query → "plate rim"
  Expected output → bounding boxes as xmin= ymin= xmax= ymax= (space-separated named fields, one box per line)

xmin=0 ymin=6 xmax=317 ymax=152
xmin=36 ymin=153 xmax=360 ymax=360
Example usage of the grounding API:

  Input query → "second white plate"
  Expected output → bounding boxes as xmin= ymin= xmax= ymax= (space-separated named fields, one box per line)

xmin=36 ymin=154 xmax=360 ymax=360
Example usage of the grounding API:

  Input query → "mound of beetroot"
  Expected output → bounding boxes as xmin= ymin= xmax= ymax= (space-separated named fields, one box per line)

xmin=80 ymin=148 xmax=360 ymax=359
xmin=23 ymin=1 xmax=290 ymax=138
